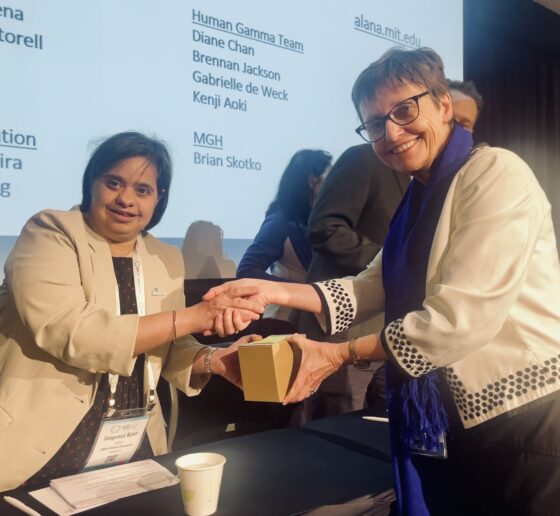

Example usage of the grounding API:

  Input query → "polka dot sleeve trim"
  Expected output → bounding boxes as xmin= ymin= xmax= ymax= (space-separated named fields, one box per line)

xmin=445 ymin=357 xmax=560 ymax=422
xmin=382 ymin=318 xmax=437 ymax=378
xmin=312 ymin=279 xmax=357 ymax=335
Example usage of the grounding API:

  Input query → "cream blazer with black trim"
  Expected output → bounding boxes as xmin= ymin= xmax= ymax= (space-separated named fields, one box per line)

xmin=0 ymin=209 xmax=207 ymax=490
xmin=314 ymin=146 xmax=560 ymax=429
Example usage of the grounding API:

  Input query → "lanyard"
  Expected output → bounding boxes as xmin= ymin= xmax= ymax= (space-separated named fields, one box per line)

xmin=107 ymin=245 xmax=156 ymax=413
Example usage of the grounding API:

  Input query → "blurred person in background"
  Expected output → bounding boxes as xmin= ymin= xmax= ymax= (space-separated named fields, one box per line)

xmin=182 ymin=220 xmax=236 ymax=279
xmin=237 ymin=149 xmax=332 ymax=322
xmin=447 ymin=79 xmax=483 ymax=132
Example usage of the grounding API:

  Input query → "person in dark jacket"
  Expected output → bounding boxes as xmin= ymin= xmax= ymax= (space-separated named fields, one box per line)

xmin=295 ymin=143 xmax=408 ymax=422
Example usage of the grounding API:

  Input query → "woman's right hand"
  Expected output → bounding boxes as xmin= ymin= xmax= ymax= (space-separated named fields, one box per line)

xmin=202 ymin=279 xmax=289 ymax=337
xmin=203 ymin=278 xmax=288 ymax=308
xmin=192 ymin=286 xmax=265 ymax=336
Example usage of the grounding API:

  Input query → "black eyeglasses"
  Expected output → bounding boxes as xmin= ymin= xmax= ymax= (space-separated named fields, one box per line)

xmin=355 ymin=91 xmax=430 ymax=143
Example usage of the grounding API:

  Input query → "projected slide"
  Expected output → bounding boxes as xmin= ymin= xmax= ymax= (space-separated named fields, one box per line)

xmin=0 ymin=0 xmax=462 ymax=274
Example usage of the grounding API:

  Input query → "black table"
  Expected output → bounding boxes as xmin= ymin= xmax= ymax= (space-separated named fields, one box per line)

xmin=1 ymin=415 xmax=393 ymax=516
xmin=301 ymin=408 xmax=392 ymax=463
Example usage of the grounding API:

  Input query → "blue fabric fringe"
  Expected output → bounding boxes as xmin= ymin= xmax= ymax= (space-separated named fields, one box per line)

xmin=400 ymin=372 xmax=449 ymax=451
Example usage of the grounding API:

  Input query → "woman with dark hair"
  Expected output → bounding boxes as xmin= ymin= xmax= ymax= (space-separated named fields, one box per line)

xmin=0 ymin=131 xmax=262 ymax=490
xmin=80 ymin=131 xmax=173 ymax=230
xmin=236 ymin=149 xmax=331 ymax=320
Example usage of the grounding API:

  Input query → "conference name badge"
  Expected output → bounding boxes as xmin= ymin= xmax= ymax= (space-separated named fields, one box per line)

xmin=83 ymin=408 xmax=151 ymax=471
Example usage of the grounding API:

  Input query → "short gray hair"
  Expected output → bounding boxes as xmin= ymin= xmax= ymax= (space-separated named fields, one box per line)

xmin=351 ymin=47 xmax=448 ymax=121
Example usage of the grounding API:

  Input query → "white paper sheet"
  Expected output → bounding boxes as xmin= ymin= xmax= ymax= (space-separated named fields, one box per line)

xmin=29 ymin=460 xmax=178 ymax=515
xmin=30 ymin=488 xmax=102 ymax=516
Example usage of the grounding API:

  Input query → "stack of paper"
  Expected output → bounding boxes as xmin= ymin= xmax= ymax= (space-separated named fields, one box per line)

xmin=30 ymin=460 xmax=178 ymax=515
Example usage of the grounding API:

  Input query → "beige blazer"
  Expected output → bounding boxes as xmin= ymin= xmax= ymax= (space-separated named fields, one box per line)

xmin=0 ymin=210 xmax=207 ymax=490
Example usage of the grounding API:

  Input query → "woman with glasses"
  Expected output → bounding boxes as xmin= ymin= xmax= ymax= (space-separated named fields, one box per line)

xmin=205 ymin=47 xmax=560 ymax=515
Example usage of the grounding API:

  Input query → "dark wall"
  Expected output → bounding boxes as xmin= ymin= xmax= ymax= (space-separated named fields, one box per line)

xmin=464 ymin=0 xmax=560 ymax=243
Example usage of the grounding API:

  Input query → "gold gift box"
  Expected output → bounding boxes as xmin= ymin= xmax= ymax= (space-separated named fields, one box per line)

xmin=238 ymin=335 xmax=298 ymax=402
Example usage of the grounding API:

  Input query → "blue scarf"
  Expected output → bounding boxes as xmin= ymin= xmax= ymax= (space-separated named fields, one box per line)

xmin=381 ymin=125 xmax=473 ymax=515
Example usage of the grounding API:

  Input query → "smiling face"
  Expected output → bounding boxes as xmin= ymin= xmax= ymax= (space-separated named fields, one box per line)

xmin=360 ymin=81 xmax=453 ymax=183
xmin=86 ymin=156 xmax=159 ymax=253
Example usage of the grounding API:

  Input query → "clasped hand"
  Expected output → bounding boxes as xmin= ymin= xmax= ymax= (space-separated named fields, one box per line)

xmin=201 ymin=278 xmax=280 ymax=337
xmin=198 ymin=281 xmax=269 ymax=337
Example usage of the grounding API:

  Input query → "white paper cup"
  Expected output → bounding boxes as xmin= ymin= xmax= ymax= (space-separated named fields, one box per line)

xmin=175 ymin=452 xmax=226 ymax=516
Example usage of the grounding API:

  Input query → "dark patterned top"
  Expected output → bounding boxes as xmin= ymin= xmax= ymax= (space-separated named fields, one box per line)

xmin=24 ymin=257 xmax=153 ymax=487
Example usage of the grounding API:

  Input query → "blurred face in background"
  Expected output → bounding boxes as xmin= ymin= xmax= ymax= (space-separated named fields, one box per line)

xmin=450 ymin=90 xmax=478 ymax=132
xmin=309 ymin=165 xmax=331 ymax=204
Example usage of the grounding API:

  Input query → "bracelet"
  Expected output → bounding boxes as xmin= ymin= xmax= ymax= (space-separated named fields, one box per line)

xmin=171 ymin=310 xmax=177 ymax=344
xmin=204 ymin=346 xmax=218 ymax=375
xmin=348 ymin=338 xmax=370 ymax=369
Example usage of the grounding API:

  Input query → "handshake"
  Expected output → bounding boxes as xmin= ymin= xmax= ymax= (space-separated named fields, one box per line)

xmin=197 ymin=278 xmax=282 ymax=337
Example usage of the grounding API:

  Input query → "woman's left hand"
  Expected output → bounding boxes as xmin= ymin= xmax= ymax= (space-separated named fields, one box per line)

xmin=282 ymin=334 xmax=346 ymax=404
xmin=211 ymin=334 xmax=262 ymax=389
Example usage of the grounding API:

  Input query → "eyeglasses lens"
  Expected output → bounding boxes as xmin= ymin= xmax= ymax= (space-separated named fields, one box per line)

xmin=357 ymin=94 xmax=423 ymax=143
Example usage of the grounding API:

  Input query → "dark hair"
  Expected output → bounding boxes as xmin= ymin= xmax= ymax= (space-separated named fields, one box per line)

xmin=447 ymin=79 xmax=484 ymax=117
xmin=80 ymin=131 xmax=172 ymax=231
xmin=266 ymin=149 xmax=332 ymax=225
xmin=352 ymin=47 xmax=448 ymax=121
